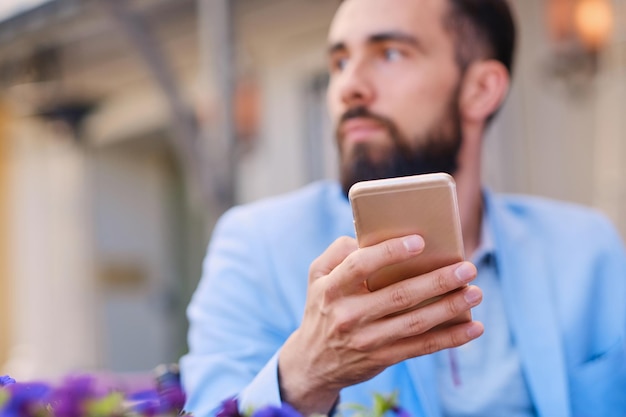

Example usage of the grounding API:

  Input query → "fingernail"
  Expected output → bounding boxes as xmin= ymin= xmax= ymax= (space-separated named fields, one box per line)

xmin=467 ymin=323 xmax=484 ymax=338
xmin=455 ymin=262 xmax=476 ymax=283
xmin=464 ymin=286 xmax=482 ymax=304
xmin=403 ymin=235 xmax=424 ymax=253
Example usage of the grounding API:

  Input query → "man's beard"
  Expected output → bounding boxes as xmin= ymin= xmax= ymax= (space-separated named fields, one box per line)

xmin=337 ymin=95 xmax=462 ymax=197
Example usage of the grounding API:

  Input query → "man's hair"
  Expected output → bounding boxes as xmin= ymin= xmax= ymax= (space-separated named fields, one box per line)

xmin=338 ymin=0 xmax=517 ymax=76
xmin=443 ymin=0 xmax=516 ymax=76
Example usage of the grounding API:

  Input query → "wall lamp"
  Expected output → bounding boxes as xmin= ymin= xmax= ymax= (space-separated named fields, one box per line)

xmin=546 ymin=0 xmax=615 ymax=84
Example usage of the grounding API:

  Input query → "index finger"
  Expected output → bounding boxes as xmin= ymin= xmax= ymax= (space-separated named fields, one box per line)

xmin=330 ymin=235 xmax=425 ymax=293
xmin=309 ymin=236 xmax=359 ymax=283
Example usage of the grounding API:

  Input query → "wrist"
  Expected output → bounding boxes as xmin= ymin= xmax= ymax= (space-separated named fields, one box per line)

xmin=278 ymin=336 xmax=340 ymax=416
xmin=278 ymin=369 xmax=339 ymax=416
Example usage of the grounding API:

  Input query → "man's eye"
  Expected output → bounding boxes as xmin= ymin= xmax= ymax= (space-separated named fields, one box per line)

xmin=333 ymin=57 xmax=348 ymax=71
xmin=384 ymin=48 xmax=403 ymax=62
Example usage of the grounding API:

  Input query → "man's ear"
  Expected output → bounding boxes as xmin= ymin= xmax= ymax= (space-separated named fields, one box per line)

xmin=458 ymin=60 xmax=510 ymax=123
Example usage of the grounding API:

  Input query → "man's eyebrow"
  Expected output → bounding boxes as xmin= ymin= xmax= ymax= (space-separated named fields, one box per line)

xmin=368 ymin=31 xmax=421 ymax=48
xmin=327 ymin=42 xmax=347 ymax=55
xmin=327 ymin=31 xmax=422 ymax=55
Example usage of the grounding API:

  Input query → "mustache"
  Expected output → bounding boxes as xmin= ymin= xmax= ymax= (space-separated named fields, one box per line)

xmin=339 ymin=106 xmax=389 ymax=126
xmin=337 ymin=106 xmax=405 ymax=149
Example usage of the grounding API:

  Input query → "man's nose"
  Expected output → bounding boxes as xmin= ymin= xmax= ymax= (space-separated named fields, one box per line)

xmin=338 ymin=60 xmax=375 ymax=108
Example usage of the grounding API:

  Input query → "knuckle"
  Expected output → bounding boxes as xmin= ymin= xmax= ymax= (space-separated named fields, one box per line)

xmin=449 ymin=328 xmax=468 ymax=347
xmin=349 ymin=334 xmax=374 ymax=353
xmin=322 ymin=281 xmax=338 ymax=303
xmin=444 ymin=295 xmax=460 ymax=317
xmin=422 ymin=337 xmax=442 ymax=355
xmin=343 ymin=254 xmax=365 ymax=277
xmin=337 ymin=235 xmax=355 ymax=248
xmin=390 ymin=286 xmax=412 ymax=309
xmin=405 ymin=311 xmax=427 ymax=334
xmin=381 ymin=241 xmax=395 ymax=262
xmin=431 ymin=270 xmax=450 ymax=294
xmin=332 ymin=307 xmax=357 ymax=334
xmin=309 ymin=255 xmax=324 ymax=278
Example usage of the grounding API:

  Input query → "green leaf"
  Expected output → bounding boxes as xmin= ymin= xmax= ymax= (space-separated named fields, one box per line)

xmin=243 ymin=404 xmax=257 ymax=417
xmin=371 ymin=392 xmax=399 ymax=417
xmin=340 ymin=392 xmax=400 ymax=417
xmin=85 ymin=392 xmax=124 ymax=417
xmin=0 ymin=389 xmax=8 ymax=408
xmin=340 ymin=402 xmax=371 ymax=417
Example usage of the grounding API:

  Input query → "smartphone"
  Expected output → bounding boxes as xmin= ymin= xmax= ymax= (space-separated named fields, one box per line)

xmin=349 ymin=173 xmax=470 ymax=322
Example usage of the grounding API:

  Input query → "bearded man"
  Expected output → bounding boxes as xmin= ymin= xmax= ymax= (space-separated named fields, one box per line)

xmin=181 ymin=1 xmax=626 ymax=416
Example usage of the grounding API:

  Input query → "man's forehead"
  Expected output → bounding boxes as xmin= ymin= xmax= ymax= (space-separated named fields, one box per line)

xmin=328 ymin=0 xmax=448 ymax=44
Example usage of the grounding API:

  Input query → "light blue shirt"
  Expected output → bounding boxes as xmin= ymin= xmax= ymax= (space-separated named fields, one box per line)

xmin=181 ymin=181 xmax=626 ymax=417
xmin=435 ymin=212 xmax=536 ymax=416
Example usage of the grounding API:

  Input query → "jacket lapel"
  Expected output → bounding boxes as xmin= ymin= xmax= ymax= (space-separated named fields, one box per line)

xmin=487 ymin=194 xmax=570 ymax=417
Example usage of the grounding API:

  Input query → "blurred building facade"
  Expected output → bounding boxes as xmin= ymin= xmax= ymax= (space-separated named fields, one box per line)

xmin=0 ymin=0 xmax=624 ymax=379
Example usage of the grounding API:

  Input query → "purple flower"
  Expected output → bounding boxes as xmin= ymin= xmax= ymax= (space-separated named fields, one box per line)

xmin=47 ymin=375 xmax=104 ymax=417
xmin=128 ymin=385 xmax=186 ymax=416
xmin=0 ymin=376 xmax=15 ymax=387
xmin=129 ymin=389 xmax=161 ymax=417
xmin=217 ymin=397 xmax=242 ymax=417
xmin=0 ymin=382 xmax=51 ymax=417
xmin=252 ymin=403 xmax=303 ymax=417
xmin=129 ymin=389 xmax=160 ymax=402
xmin=159 ymin=384 xmax=186 ymax=413
xmin=392 ymin=405 xmax=412 ymax=417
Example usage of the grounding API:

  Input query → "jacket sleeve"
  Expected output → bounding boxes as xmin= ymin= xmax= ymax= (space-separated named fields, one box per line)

xmin=179 ymin=206 xmax=296 ymax=417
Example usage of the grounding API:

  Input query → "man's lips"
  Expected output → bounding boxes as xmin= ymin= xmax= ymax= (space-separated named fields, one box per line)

xmin=340 ymin=118 xmax=386 ymax=144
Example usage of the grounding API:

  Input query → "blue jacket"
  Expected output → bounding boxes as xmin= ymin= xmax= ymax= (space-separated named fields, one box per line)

xmin=181 ymin=181 xmax=626 ymax=417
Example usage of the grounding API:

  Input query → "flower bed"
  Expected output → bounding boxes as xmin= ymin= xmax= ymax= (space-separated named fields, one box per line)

xmin=1 ymin=373 xmax=407 ymax=417
xmin=0 ymin=373 xmax=186 ymax=417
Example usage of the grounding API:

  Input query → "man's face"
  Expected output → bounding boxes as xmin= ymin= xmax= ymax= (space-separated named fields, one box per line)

xmin=326 ymin=0 xmax=464 ymax=195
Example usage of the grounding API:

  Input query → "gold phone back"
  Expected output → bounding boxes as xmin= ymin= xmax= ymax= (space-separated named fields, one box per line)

xmin=349 ymin=173 xmax=465 ymax=291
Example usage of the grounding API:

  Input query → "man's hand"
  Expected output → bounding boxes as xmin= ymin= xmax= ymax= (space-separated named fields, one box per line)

xmin=278 ymin=235 xmax=483 ymax=416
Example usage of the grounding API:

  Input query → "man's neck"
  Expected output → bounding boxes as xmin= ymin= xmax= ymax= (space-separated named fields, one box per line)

xmin=454 ymin=169 xmax=484 ymax=259
xmin=454 ymin=121 xmax=487 ymax=258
